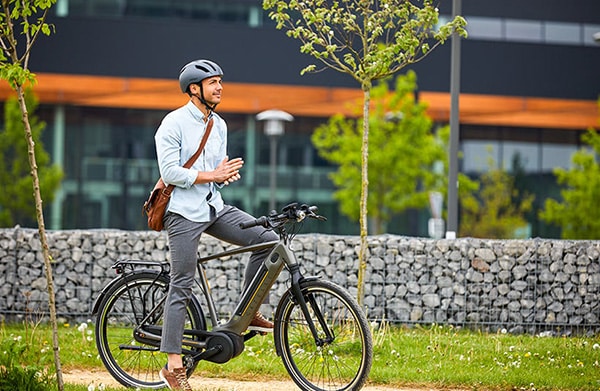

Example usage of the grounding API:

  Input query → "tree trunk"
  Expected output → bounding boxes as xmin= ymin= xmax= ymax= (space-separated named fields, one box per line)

xmin=357 ymin=83 xmax=371 ymax=308
xmin=16 ymin=86 xmax=64 ymax=391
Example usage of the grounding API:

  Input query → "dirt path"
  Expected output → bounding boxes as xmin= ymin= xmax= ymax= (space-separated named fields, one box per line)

xmin=63 ymin=368 xmax=439 ymax=390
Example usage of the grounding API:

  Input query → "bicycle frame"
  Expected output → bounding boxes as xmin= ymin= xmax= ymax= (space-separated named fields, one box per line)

xmin=187 ymin=240 xmax=277 ymax=333
xmin=195 ymin=237 xmax=328 ymax=340
xmin=196 ymin=237 xmax=334 ymax=353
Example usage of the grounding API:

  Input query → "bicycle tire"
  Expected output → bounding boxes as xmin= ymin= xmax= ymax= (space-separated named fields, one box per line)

xmin=274 ymin=279 xmax=373 ymax=391
xmin=94 ymin=271 xmax=205 ymax=389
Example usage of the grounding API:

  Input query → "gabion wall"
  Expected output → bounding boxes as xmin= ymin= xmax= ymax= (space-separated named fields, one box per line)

xmin=0 ymin=228 xmax=598 ymax=334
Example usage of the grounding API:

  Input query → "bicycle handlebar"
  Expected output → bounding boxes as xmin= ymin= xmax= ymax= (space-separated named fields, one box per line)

xmin=239 ymin=203 xmax=326 ymax=230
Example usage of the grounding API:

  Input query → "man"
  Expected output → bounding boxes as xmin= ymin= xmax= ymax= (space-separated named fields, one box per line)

xmin=155 ymin=59 xmax=277 ymax=390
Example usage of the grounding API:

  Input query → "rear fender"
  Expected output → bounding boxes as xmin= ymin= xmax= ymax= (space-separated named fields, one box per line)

xmin=90 ymin=266 xmax=166 ymax=316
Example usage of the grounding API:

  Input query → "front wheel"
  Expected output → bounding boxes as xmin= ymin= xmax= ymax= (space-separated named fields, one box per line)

xmin=274 ymin=280 xmax=373 ymax=391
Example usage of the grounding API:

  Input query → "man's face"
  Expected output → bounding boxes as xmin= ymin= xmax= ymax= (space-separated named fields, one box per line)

xmin=200 ymin=76 xmax=222 ymax=105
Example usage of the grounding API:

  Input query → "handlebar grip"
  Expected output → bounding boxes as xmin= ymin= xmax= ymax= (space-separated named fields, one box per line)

xmin=239 ymin=216 xmax=268 ymax=229
xmin=239 ymin=220 xmax=257 ymax=229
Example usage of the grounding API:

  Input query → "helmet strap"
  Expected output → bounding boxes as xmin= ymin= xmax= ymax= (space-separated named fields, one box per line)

xmin=195 ymin=83 xmax=218 ymax=114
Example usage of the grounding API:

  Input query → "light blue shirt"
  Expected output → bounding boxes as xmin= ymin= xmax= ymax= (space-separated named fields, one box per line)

xmin=155 ymin=100 xmax=226 ymax=222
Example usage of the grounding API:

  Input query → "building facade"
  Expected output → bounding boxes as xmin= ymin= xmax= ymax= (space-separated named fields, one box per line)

xmin=1 ymin=0 xmax=599 ymax=236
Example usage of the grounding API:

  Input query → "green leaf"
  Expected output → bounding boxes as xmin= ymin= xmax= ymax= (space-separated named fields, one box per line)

xmin=539 ymin=129 xmax=600 ymax=238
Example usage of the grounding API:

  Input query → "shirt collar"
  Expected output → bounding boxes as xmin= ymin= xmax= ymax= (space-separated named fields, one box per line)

xmin=185 ymin=100 xmax=212 ymax=123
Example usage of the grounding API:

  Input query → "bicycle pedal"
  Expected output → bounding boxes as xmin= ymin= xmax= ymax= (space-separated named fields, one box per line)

xmin=243 ymin=330 xmax=266 ymax=341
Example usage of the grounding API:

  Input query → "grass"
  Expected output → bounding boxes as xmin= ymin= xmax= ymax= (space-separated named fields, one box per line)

xmin=1 ymin=319 xmax=599 ymax=390
xmin=372 ymin=323 xmax=600 ymax=390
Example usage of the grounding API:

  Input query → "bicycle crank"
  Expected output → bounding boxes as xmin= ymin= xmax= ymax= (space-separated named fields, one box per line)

xmin=195 ymin=331 xmax=244 ymax=364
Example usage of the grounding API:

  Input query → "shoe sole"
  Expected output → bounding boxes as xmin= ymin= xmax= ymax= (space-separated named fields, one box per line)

xmin=247 ymin=326 xmax=274 ymax=333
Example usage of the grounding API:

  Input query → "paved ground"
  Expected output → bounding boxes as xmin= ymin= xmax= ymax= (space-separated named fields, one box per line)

xmin=63 ymin=368 xmax=456 ymax=390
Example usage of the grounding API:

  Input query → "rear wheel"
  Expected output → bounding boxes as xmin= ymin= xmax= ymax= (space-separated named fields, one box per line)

xmin=94 ymin=271 xmax=205 ymax=389
xmin=274 ymin=280 xmax=373 ymax=391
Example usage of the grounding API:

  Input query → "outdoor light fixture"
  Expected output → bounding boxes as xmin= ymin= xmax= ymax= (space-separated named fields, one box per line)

xmin=256 ymin=109 xmax=294 ymax=211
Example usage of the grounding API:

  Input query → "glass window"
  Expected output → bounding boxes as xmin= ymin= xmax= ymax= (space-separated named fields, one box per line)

xmin=223 ymin=113 xmax=249 ymax=160
xmin=461 ymin=140 xmax=499 ymax=173
xmin=540 ymin=129 xmax=580 ymax=172
xmin=465 ymin=16 xmax=503 ymax=41
xmin=461 ymin=127 xmax=587 ymax=175
xmin=57 ymin=0 xmax=264 ymax=26
xmin=502 ymin=141 xmax=539 ymax=173
xmin=505 ymin=19 xmax=543 ymax=43
xmin=257 ymin=132 xmax=311 ymax=167
xmin=65 ymin=0 xmax=125 ymax=17
xmin=541 ymin=144 xmax=577 ymax=172
xmin=545 ymin=22 xmax=582 ymax=45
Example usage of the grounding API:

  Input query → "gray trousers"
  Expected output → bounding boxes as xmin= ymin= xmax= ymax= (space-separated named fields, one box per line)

xmin=160 ymin=205 xmax=278 ymax=354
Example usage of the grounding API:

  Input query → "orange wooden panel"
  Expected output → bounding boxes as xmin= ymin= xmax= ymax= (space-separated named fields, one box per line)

xmin=0 ymin=73 xmax=596 ymax=130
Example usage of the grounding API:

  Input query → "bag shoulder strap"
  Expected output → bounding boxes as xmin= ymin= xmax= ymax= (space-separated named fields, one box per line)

xmin=183 ymin=117 xmax=214 ymax=169
xmin=162 ymin=117 xmax=214 ymax=194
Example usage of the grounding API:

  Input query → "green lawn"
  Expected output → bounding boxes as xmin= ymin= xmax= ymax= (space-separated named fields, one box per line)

xmin=1 ymin=320 xmax=599 ymax=390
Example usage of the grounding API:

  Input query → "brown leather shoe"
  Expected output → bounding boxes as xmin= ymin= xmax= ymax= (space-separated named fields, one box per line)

xmin=159 ymin=367 xmax=192 ymax=390
xmin=248 ymin=312 xmax=274 ymax=333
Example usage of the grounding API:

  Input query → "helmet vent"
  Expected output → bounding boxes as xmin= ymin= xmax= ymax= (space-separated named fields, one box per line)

xmin=195 ymin=64 xmax=215 ymax=73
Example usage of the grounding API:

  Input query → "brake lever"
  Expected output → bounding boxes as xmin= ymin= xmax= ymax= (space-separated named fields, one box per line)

xmin=304 ymin=205 xmax=327 ymax=221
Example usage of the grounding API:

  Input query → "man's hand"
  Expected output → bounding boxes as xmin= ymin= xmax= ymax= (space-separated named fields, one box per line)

xmin=214 ymin=156 xmax=244 ymax=185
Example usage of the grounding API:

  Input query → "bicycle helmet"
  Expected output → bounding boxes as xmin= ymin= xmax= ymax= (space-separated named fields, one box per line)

xmin=178 ymin=59 xmax=223 ymax=93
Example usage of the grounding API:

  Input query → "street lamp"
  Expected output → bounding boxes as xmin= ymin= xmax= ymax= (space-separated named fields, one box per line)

xmin=256 ymin=109 xmax=294 ymax=212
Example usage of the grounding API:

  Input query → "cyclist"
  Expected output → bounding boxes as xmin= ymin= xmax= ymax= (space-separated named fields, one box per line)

xmin=155 ymin=58 xmax=278 ymax=390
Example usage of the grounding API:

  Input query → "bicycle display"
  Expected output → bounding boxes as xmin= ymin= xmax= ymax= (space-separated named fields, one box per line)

xmin=92 ymin=203 xmax=373 ymax=390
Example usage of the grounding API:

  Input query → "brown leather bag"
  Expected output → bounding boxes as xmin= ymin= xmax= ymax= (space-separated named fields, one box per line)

xmin=143 ymin=118 xmax=214 ymax=231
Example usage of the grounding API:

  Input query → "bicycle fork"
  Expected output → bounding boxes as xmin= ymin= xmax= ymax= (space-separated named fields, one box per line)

xmin=272 ymin=246 xmax=336 ymax=348
xmin=288 ymin=263 xmax=335 ymax=347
